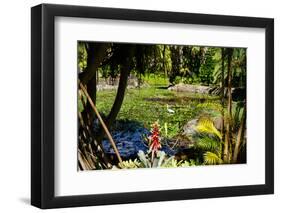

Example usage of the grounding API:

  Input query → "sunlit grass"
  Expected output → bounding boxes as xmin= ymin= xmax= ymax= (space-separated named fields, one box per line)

xmin=96 ymin=81 xmax=220 ymax=139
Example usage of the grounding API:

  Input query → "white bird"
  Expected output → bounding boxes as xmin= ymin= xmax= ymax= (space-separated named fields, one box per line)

xmin=166 ymin=104 xmax=175 ymax=114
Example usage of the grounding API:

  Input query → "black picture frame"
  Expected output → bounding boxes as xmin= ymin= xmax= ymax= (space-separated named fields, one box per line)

xmin=31 ymin=3 xmax=274 ymax=209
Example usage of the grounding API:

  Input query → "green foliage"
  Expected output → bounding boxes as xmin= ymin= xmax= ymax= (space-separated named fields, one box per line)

xmin=212 ymin=47 xmax=246 ymax=88
xmin=212 ymin=48 xmax=227 ymax=85
xmin=196 ymin=102 xmax=223 ymax=113
xmin=78 ymin=42 xmax=247 ymax=169
xmin=156 ymin=45 xmax=172 ymax=76
xmin=232 ymin=102 xmax=245 ymax=131
xmin=143 ymin=74 xmax=169 ymax=86
xmin=114 ymin=149 xmax=202 ymax=169
xmin=173 ymin=76 xmax=184 ymax=85
xmin=78 ymin=42 xmax=246 ymax=89
xmin=196 ymin=118 xmax=222 ymax=139
xmin=136 ymin=150 xmax=193 ymax=168
xmin=169 ymin=45 xmax=182 ymax=83
xmin=114 ymin=150 xmax=194 ymax=169
xmin=198 ymin=48 xmax=218 ymax=85
xmin=99 ymin=65 xmax=111 ymax=79
xmin=194 ymin=117 xmax=224 ymax=165
xmin=194 ymin=137 xmax=221 ymax=152
xmin=96 ymin=86 xmax=202 ymax=139
xmin=232 ymin=48 xmax=246 ymax=87
xmin=78 ymin=42 xmax=88 ymax=72
xmin=138 ymin=150 xmax=169 ymax=168
xmin=78 ymin=91 xmax=87 ymax=113
xmin=161 ymin=158 xmax=184 ymax=168
xmin=203 ymin=151 xmax=223 ymax=165
xmin=118 ymin=159 xmax=141 ymax=169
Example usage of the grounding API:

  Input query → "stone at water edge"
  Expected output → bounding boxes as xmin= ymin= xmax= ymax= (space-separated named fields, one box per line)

xmin=182 ymin=118 xmax=198 ymax=139
xmin=168 ymin=83 xmax=212 ymax=94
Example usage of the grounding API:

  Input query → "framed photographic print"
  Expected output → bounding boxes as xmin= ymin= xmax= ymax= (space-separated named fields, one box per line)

xmin=31 ymin=3 xmax=274 ymax=209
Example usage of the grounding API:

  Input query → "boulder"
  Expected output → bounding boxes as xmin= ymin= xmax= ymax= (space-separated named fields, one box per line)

xmin=181 ymin=115 xmax=223 ymax=140
xmin=213 ymin=116 xmax=223 ymax=130
xmin=168 ymin=83 xmax=212 ymax=94
xmin=182 ymin=118 xmax=198 ymax=139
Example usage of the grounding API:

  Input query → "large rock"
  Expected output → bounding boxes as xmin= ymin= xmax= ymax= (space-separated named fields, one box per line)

xmin=213 ymin=116 xmax=223 ymax=130
xmin=181 ymin=116 xmax=223 ymax=140
xmin=182 ymin=118 xmax=198 ymax=139
xmin=168 ymin=83 xmax=212 ymax=94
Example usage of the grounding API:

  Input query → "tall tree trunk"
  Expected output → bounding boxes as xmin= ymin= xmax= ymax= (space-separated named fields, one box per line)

xmin=169 ymin=46 xmax=180 ymax=84
xmin=223 ymin=48 xmax=233 ymax=163
xmin=80 ymin=43 xmax=109 ymax=124
xmin=163 ymin=45 xmax=166 ymax=78
xmin=79 ymin=43 xmax=109 ymax=85
xmin=96 ymin=45 xmax=136 ymax=142
xmin=96 ymin=69 xmax=99 ymax=85
xmin=78 ymin=43 xmax=112 ymax=168
xmin=220 ymin=48 xmax=225 ymax=159
xmin=232 ymin=105 xmax=246 ymax=163
xmin=106 ymin=64 xmax=130 ymax=128
xmin=221 ymin=48 xmax=225 ymax=134
xmin=83 ymin=75 xmax=96 ymax=125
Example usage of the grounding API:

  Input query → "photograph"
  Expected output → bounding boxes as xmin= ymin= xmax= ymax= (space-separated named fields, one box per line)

xmin=29 ymin=3 xmax=274 ymax=209
xmin=77 ymin=42 xmax=247 ymax=170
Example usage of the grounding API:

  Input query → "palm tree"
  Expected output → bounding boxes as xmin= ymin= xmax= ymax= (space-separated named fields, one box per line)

xmin=223 ymin=48 xmax=234 ymax=163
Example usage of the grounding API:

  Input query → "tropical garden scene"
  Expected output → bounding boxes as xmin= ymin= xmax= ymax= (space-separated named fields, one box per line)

xmin=77 ymin=42 xmax=246 ymax=171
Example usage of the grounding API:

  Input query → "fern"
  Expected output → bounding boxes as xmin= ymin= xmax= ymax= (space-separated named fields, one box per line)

xmin=194 ymin=137 xmax=221 ymax=152
xmin=204 ymin=152 xmax=223 ymax=165
xmin=196 ymin=118 xmax=222 ymax=139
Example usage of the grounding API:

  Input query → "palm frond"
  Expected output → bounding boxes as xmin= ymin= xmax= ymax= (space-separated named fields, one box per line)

xmin=194 ymin=137 xmax=221 ymax=152
xmin=196 ymin=118 xmax=222 ymax=139
xmin=212 ymin=62 xmax=227 ymax=84
xmin=204 ymin=151 xmax=223 ymax=165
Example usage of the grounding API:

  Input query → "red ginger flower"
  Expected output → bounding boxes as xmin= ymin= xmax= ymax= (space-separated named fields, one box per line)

xmin=149 ymin=122 xmax=161 ymax=154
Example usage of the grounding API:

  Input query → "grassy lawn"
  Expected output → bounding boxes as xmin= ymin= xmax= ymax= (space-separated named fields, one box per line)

xmin=96 ymin=78 xmax=220 ymax=139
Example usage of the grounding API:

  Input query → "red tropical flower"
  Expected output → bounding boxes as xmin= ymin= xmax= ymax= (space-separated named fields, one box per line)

xmin=149 ymin=122 xmax=161 ymax=155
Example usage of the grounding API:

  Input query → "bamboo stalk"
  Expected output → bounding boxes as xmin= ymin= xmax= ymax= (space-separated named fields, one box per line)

xmin=79 ymin=81 xmax=123 ymax=164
